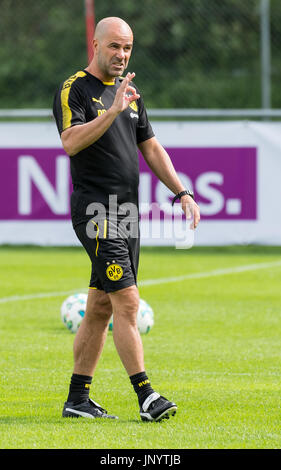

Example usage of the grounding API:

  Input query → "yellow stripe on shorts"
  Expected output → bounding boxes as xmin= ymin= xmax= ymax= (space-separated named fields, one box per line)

xmin=91 ymin=220 xmax=100 ymax=257
xmin=104 ymin=219 xmax=108 ymax=239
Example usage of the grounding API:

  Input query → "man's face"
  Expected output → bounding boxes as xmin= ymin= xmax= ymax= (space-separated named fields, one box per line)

xmin=95 ymin=29 xmax=133 ymax=80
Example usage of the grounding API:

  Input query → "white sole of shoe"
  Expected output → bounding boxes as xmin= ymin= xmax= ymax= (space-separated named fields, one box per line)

xmin=140 ymin=405 xmax=177 ymax=422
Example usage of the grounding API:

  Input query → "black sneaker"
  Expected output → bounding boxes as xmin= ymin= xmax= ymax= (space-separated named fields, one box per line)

xmin=62 ymin=398 xmax=118 ymax=419
xmin=140 ymin=392 xmax=177 ymax=422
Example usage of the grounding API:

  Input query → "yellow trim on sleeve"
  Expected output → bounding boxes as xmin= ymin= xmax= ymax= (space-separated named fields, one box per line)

xmin=60 ymin=71 xmax=86 ymax=131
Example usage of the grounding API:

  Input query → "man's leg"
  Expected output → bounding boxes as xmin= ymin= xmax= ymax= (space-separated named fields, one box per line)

xmin=73 ymin=287 xmax=112 ymax=376
xmin=62 ymin=288 xmax=118 ymax=419
xmin=109 ymin=285 xmax=144 ymax=376
xmin=109 ymin=285 xmax=155 ymax=407
xmin=109 ymin=284 xmax=177 ymax=422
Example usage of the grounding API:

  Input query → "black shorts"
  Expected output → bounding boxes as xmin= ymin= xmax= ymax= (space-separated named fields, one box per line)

xmin=74 ymin=219 xmax=140 ymax=293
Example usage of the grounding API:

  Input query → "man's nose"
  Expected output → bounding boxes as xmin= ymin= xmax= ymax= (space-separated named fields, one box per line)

xmin=116 ymin=49 xmax=125 ymax=60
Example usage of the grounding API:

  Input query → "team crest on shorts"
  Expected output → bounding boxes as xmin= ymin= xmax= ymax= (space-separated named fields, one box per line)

xmin=106 ymin=262 xmax=123 ymax=281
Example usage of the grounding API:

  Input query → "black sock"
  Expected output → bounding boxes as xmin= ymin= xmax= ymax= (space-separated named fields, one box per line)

xmin=67 ymin=373 xmax=92 ymax=404
xmin=130 ymin=371 xmax=155 ymax=407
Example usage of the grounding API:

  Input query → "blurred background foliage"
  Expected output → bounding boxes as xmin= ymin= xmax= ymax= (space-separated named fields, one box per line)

xmin=0 ymin=0 xmax=280 ymax=109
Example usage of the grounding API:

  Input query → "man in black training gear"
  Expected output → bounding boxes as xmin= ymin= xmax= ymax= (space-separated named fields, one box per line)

xmin=53 ymin=16 xmax=200 ymax=422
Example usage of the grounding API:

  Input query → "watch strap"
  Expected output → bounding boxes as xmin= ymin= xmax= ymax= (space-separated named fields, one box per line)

xmin=172 ymin=190 xmax=194 ymax=206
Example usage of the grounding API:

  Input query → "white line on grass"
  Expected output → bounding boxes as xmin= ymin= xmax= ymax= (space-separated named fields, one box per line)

xmin=0 ymin=289 xmax=86 ymax=304
xmin=0 ymin=259 xmax=280 ymax=304
xmin=139 ymin=259 xmax=281 ymax=287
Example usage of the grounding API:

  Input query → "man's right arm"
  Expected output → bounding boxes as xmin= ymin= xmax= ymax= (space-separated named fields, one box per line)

xmin=61 ymin=72 xmax=139 ymax=156
xmin=61 ymin=107 xmax=119 ymax=156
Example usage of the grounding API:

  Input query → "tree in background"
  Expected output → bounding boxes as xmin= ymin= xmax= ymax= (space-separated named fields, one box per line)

xmin=0 ymin=0 xmax=280 ymax=109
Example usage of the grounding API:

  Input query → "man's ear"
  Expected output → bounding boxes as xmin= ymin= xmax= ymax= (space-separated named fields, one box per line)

xmin=93 ymin=38 xmax=98 ymax=54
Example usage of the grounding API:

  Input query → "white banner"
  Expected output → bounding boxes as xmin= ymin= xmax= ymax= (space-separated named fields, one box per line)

xmin=0 ymin=121 xmax=280 ymax=245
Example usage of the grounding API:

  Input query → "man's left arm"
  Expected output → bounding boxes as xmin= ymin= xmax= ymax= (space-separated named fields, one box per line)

xmin=138 ymin=136 xmax=200 ymax=228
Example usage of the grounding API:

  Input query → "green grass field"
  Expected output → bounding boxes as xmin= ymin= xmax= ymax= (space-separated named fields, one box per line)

xmin=0 ymin=245 xmax=281 ymax=449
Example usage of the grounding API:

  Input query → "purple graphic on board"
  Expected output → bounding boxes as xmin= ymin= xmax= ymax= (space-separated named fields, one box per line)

xmin=139 ymin=147 xmax=257 ymax=220
xmin=0 ymin=147 xmax=257 ymax=220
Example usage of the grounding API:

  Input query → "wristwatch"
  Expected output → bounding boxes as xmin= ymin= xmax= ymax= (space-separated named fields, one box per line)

xmin=172 ymin=190 xmax=194 ymax=206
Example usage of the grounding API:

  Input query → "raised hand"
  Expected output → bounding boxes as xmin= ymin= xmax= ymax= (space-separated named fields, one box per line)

xmin=111 ymin=72 xmax=140 ymax=115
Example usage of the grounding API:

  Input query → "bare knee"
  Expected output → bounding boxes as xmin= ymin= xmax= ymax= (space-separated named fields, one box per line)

xmin=109 ymin=286 xmax=139 ymax=325
xmin=85 ymin=289 xmax=112 ymax=324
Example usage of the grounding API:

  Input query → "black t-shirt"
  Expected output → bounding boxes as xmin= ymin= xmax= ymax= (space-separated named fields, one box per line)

xmin=53 ymin=70 xmax=154 ymax=227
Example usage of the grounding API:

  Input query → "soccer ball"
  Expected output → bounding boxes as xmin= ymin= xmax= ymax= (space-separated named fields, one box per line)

xmin=109 ymin=298 xmax=154 ymax=334
xmin=137 ymin=298 xmax=154 ymax=334
xmin=109 ymin=315 xmax=114 ymax=331
xmin=61 ymin=293 xmax=87 ymax=333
